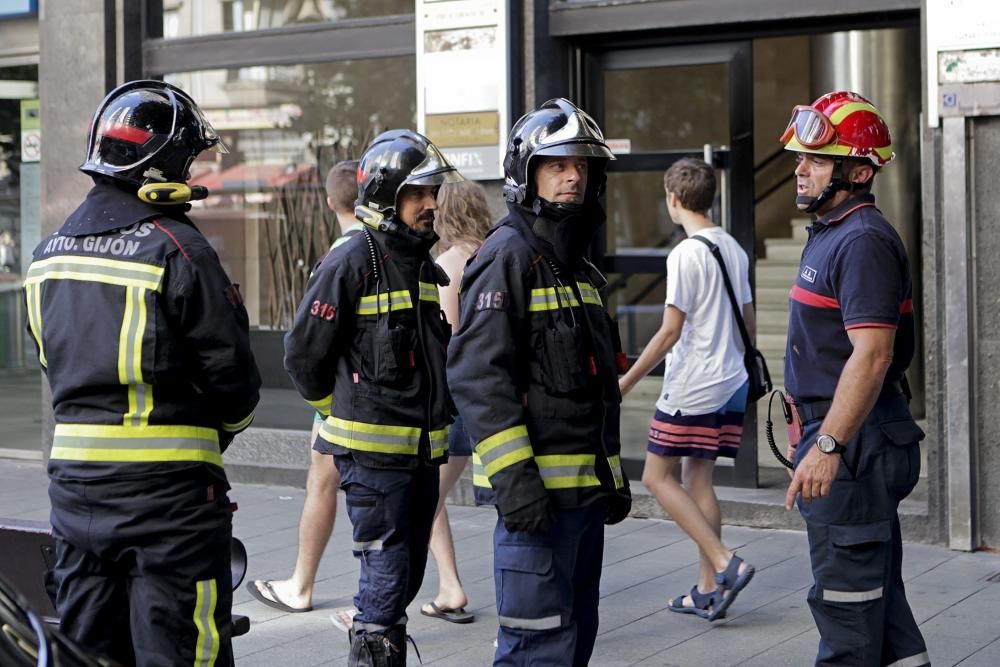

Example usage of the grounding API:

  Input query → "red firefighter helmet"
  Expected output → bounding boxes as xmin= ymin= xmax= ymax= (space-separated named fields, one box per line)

xmin=779 ymin=91 xmax=894 ymax=167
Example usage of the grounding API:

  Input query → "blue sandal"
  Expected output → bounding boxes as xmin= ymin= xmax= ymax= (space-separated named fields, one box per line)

xmin=707 ymin=554 xmax=755 ymax=622
xmin=668 ymin=586 xmax=719 ymax=620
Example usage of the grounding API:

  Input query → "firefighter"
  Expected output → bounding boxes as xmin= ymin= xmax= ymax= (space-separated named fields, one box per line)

xmin=780 ymin=91 xmax=929 ymax=666
xmin=447 ymin=98 xmax=632 ymax=666
xmin=24 ymin=80 xmax=261 ymax=666
xmin=283 ymin=130 xmax=462 ymax=666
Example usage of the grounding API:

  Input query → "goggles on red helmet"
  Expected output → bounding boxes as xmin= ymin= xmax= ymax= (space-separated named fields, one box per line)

xmin=779 ymin=105 xmax=837 ymax=149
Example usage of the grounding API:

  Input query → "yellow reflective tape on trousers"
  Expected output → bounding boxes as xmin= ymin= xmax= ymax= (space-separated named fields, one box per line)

xmin=24 ymin=255 xmax=165 ymax=292
xmin=319 ymin=417 xmax=421 ymax=455
xmin=576 ymin=281 xmax=602 ymax=306
xmin=23 ymin=283 xmax=47 ymax=367
xmin=193 ymin=578 xmax=220 ymax=666
xmin=418 ymin=281 xmax=440 ymax=304
xmin=430 ymin=426 xmax=450 ymax=459
xmin=607 ymin=454 xmax=625 ymax=489
xmin=356 ymin=290 xmax=413 ymax=315
xmin=528 ymin=286 xmax=579 ymax=312
xmin=477 ymin=425 xmax=533 ymax=476
xmin=120 ymin=285 xmax=153 ymax=427
xmin=535 ymin=454 xmax=601 ymax=489
xmin=50 ymin=424 xmax=222 ymax=467
xmin=472 ymin=452 xmax=492 ymax=488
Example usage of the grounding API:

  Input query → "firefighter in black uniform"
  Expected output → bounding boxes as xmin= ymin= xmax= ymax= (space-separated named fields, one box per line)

xmin=447 ymin=98 xmax=632 ymax=666
xmin=24 ymin=80 xmax=261 ymax=666
xmin=284 ymin=130 xmax=462 ymax=666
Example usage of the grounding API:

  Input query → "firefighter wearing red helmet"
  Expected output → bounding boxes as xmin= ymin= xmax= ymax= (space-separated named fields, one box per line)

xmin=781 ymin=91 xmax=928 ymax=666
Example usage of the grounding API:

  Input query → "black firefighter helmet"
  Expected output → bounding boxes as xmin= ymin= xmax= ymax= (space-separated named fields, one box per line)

xmin=80 ymin=79 xmax=228 ymax=188
xmin=502 ymin=98 xmax=615 ymax=206
xmin=355 ymin=129 xmax=464 ymax=227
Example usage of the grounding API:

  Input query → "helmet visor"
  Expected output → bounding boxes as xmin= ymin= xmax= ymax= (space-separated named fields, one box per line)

xmin=404 ymin=143 xmax=464 ymax=186
xmin=190 ymin=104 xmax=229 ymax=154
xmin=780 ymin=105 xmax=836 ymax=149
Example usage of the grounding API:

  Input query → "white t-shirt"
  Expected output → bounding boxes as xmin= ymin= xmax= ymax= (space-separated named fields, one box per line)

xmin=657 ymin=226 xmax=751 ymax=416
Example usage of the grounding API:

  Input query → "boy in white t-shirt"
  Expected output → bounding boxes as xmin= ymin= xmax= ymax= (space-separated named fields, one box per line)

xmin=619 ymin=158 xmax=755 ymax=622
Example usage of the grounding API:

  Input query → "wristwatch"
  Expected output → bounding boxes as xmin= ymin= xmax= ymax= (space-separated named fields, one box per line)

xmin=815 ymin=433 xmax=846 ymax=455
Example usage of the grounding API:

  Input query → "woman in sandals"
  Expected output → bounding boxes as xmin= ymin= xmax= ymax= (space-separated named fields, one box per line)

xmin=619 ymin=158 xmax=755 ymax=621
xmin=418 ymin=180 xmax=494 ymax=625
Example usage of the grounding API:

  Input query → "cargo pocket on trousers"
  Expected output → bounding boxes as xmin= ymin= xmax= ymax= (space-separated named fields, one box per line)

xmin=822 ymin=521 xmax=891 ymax=605
xmin=344 ymin=484 xmax=386 ymax=554
xmin=880 ymin=419 xmax=924 ymax=498
xmin=496 ymin=544 xmax=562 ymax=631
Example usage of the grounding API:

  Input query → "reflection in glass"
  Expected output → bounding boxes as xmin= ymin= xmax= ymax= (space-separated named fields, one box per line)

xmin=162 ymin=0 xmax=413 ymax=39
xmin=165 ymin=58 xmax=415 ymax=329
xmin=602 ymin=64 xmax=729 ymax=153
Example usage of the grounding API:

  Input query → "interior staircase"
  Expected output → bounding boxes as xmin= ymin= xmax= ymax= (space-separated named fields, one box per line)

xmin=754 ymin=218 xmax=809 ymax=468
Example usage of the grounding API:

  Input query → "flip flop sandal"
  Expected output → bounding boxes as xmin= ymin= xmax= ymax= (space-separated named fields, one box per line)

xmin=707 ymin=554 xmax=755 ymax=622
xmin=246 ymin=580 xmax=313 ymax=613
xmin=668 ymin=586 xmax=719 ymax=620
xmin=329 ymin=607 xmax=357 ymax=634
xmin=420 ymin=601 xmax=475 ymax=624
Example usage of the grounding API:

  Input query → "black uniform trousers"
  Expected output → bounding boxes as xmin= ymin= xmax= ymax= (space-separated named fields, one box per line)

xmin=796 ymin=392 xmax=929 ymax=667
xmin=335 ymin=455 xmax=439 ymax=634
xmin=48 ymin=469 xmax=234 ymax=667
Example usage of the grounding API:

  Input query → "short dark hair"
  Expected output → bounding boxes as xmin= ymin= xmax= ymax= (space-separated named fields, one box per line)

xmin=325 ymin=160 xmax=359 ymax=214
xmin=663 ymin=158 xmax=716 ymax=214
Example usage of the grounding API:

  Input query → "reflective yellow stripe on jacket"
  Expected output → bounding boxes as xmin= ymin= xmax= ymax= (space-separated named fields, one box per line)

xmin=319 ymin=417 xmax=421 ymax=455
xmin=50 ymin=423 xmax=222 ymax=467
xmin=576 ymin=281 xmax=602 ymax=306
xmin=607 ymin=454 xmax=626 ymax=489
xmin=528 ymin=286 xmax=579 ymax=312
xmin=536 ymin=454 xmax=601 ymax=489
xmin=26 ymin=256 xmax=166 ymax=426
xmin=477 ymin=425 xmax=533 ymax=476
xmin=356 ymin=290 xmax=413 ymax=315
xmin=418 ymin=281 xmax=440 ymax=304
xmin=430 ymin=426 xmax=450 ymax=459
xmin=306 ymin=394 xmax=333 ymax=418
xmin=472 ymin=451 xmax=491 ymax=488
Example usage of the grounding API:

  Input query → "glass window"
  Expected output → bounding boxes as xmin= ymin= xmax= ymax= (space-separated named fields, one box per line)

xmin=165 ymin=57 xmax=416 ymax=330
xmin=161 ymin=0 xmax=413 ymax=39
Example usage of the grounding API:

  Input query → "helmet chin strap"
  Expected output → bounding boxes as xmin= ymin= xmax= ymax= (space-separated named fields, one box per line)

xmin=795 ymin=157 xmax=866 ymax=214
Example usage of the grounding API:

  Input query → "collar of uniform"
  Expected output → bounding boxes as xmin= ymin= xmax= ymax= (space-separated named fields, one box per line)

xmin=815 ymin=193 xmax=877 ymax=227
xmin=503 ymin=203 xmax=568 ymax=270
xmin=367 ymin=222 xmax=438 ymax=259
xmin=59 ymin=181 xmax=191 ymax=238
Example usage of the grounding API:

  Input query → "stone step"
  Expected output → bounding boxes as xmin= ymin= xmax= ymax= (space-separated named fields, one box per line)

xmin=762 ymin=240 xmax=804 ymax=263
xmin=756 ymin=264 xmax=800 ymax=287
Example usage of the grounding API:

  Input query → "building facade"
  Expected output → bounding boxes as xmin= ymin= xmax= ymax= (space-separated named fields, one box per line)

xmin=2 ymin=0 xmax=995 ymax=549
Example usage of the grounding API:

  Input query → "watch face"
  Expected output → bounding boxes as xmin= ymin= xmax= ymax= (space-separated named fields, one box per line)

xmin=817 ymin=434 xmax=836 ymax=453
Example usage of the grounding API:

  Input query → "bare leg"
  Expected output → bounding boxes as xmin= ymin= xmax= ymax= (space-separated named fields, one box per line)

xmin=425 ymin=456 xmax=469 ymax=610
xmin=252 ymin=422 xmax=339 ymax=609
xmin=682 ymin=457 xmax=723 ymax=593
xmin=642 ymin=452 xmax=747 ymax=605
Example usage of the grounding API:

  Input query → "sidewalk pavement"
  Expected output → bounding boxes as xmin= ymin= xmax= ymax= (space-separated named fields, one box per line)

xmin=2 ymin=458 xmax=999 ymax=666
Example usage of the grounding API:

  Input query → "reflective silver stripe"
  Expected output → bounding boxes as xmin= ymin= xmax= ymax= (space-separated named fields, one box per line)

xmin=357 ymin=290 xmax=413 ymax=315
xmin=25 ymin=255 xmax=165 ymax=291
xmin=24 ymin=282 xmax=47 ymax=367
xmin=193 ymin=579 xmax=219 ymax=666
xmin=418 ymin=281 xmax=440 ymax=303
xmin=576 ymin=281 xmax=602 ymax=306
xmin=222 ymin=411 xmax=255 ymax=433
xmin=498 ymin=614 xmax=562 ymax=631
xmin=478 ymin=426 xmax=533 ymax=476
xmin=352 ymin=539 xmax=384 ymax=552
xmin=607 ymin=455 xmax=625 ymax=489
xmin=822 ymin=586 xmax=883 ymax=603
xmin=885 ymin=651 xmax=930 ymax=667
xmin=472 ymin=452 xmax=492 ymax=488
xmin=528 ymin=286 xmax=579 ymax=311
xmin=535 ymin=455 xmax=601 ymax=489
xmin=120 ymin=285 xmax=152 ymax=426
xmin=50 ymin=424 xmax=222 ymax=466
xmin=319 ymin=418 xmax=421 ymax=455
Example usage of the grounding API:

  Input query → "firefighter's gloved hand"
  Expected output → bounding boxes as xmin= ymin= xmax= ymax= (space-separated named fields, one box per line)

xmin=605 ymin=493 xmax=632 ymax=525
xmin=501 ymin=496 xmax=553 ymax=533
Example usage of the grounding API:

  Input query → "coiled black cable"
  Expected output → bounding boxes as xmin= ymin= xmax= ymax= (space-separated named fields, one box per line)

xmin=765 ymin=389 xmax=795 ymax=470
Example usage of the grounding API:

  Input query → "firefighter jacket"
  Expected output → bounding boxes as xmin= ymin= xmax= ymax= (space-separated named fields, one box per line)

xmin=283 ymin=223 xmax=453 ymax=469
xmin=24 ymin=181 xmax=261 ymax=481
xmin=446 ymin=203 xmax=631 ymax=515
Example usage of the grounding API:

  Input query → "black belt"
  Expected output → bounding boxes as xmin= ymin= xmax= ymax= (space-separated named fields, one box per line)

xmin=794 ymin=378 xmax=909 ymax=425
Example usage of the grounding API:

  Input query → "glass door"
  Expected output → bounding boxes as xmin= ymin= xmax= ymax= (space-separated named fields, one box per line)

xmin=583 ymin=42 xmax=758 ymax=487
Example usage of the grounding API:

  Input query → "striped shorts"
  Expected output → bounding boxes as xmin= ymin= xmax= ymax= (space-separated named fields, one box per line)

xmin=647 ymin=381 xmax=748 ymax=461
